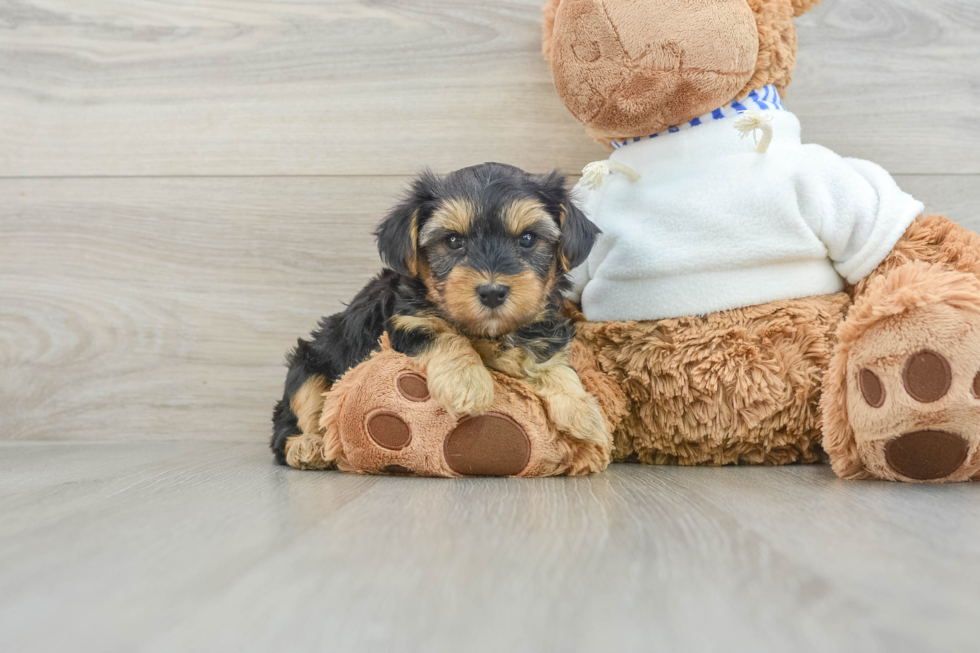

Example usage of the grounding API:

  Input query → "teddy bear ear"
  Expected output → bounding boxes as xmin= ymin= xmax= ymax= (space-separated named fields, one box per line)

xmin=791 ymin=0 xmax=822 ymax=17
xmin=541 ymin=0 xmax=563 ymax=63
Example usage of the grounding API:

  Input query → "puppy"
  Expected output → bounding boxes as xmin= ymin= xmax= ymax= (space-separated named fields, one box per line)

xmin=271 ymin=162 xmax=606 ymax=467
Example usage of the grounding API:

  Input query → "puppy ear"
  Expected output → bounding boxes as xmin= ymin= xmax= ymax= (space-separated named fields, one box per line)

xmin=557 ymin=199 xmax=600 ymax=272
xmin=533 ymin=169 xmax=600 ymax=272
xmin=374 ymin=170 xmax=440 ymax=276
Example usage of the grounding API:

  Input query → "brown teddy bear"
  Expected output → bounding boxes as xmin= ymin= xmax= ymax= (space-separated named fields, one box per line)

xmin=542 ymin=0 xmax=980 ymax=482
xmin=287 ymin=0 xmax=980 ymax=482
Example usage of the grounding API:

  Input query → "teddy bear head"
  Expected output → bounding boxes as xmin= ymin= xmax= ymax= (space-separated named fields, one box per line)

xmin=542 ymin=0 xmax=822 ymax=145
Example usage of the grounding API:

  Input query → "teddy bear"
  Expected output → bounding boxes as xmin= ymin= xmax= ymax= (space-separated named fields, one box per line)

xmin=541 ymin=0 xmax=980 ymax=482
xmin=285 ymin=0 xmax=980 ymax=483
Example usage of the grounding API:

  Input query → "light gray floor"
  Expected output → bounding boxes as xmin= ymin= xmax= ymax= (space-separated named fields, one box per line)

xmin=2 ymin=1 xmax=980 ymax=651
xmin=2 ymin=442 xmax=979 ymax=653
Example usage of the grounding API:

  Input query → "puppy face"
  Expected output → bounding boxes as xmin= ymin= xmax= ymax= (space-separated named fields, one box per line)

xmin=419 ymin=195 xmax=561 ymax=337
xmin=376 ymin=163 xmax=600 ymax=337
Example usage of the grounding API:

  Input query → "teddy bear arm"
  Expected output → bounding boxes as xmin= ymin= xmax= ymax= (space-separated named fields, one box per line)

xmin=852 ymin=214 xmax=980 ymax=297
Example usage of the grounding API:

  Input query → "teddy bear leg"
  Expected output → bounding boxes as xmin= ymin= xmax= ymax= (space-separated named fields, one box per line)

xmin=571 ymin=294 xmax=849 ymax=466
xmin=317 ymin=342 xmax=610 ymax=477
xmin=823 ymin=216 xmax=980 ymax=481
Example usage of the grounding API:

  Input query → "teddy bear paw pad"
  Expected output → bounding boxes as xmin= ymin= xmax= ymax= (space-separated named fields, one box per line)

xmin=381 ymin=464 xmax=416 ymax=476
xmin=366 ymin=411 xmax=412 ymax=450
xmin=396 ymin=373 xmax=430 ymax=401
xmin=884 ymin=430 xmax=969 ymax=481
xmin=850 ymin=344 xmax=980 ymax=482
xmin=901 ymin=350 xmax=951 ymax=403
xmin=443 ymin=414 xmax=530 ymax=476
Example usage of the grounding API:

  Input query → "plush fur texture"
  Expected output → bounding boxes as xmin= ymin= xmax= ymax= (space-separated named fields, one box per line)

xmin=739 ymin=0 xmax=803 ymax=101
xmin=542 ymin=0 xmax=561 ymax=64
xmin=854 ymin=214 xmax=980 ymax=295
xmin=822 ymin=216 xmax=980 ymax=482
xmin=573 ymin=293 xmax=849 ymax=465
xmin=791 ymin=0 xmax=823 ymax=18
xmin=543 ymin=0 xmax=819 ymax=145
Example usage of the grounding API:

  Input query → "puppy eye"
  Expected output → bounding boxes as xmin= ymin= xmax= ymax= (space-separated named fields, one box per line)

xmin=445 ymin=233 xmax=465 ymax=250
xmin=519 ymin=231 xmax=537 ymax=248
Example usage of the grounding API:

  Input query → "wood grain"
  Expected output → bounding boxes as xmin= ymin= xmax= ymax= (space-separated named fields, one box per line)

xmin=2 ymin=3 xmax=979 ymax=650
xmin=1 ymin=442 xmax=979 ymax=653
xmin=2 ymin=175 xmax=978 ymax=444
xmin=1 ymin=0 xmax=978 ymax=177
xmin=0 ymin=176 xmax=386 ymax=442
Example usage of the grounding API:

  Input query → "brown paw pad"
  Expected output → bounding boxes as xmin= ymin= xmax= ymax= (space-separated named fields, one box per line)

xmin=366 ymin=411 xmax=412 ymax=450
xmin=381 ymin=464 xmax=415 ymax=476
xmin=885 ymin=430 xmax=969 ymax=480
xmin=859 ymin=369 xmax=885 ymax=408
xmin=903 ymin=350 xmax=951 ymax=403
xmin=443 ymin=413 xmax=530 ymax=476
xmin=397 ymin=373 xmax=430 ymax=402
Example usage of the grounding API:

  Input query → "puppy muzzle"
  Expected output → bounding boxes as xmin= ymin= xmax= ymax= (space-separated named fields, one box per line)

xmin=477 ymin=284 xmax=510 ymax=309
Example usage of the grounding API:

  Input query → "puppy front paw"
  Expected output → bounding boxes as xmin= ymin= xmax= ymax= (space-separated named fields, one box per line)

xmin=428 ymin=363 xmax=496 ymax=416
xmin=546 ymin=393 xmax=610 ymax=447
xmin=284 ymin=432 xmax=334 ymax=470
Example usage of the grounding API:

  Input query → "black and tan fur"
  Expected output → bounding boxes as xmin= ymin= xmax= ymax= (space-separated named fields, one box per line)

xmin=271 ymin=162 xmax=604 ymax=465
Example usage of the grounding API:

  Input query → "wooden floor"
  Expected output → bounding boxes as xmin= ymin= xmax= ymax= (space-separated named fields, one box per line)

xmin=2 ymin=1 xmax=980 ymax=650
xmin=1 ymin=442 xmax=979 ymax=653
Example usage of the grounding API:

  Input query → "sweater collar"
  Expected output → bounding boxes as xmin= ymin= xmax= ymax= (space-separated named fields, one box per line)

xmin=610 ymin=84 xmax=786 ymax=150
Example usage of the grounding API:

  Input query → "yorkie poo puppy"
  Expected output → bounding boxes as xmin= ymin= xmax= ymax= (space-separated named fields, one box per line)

xmin=271 ymin=162 xmax=606 ymax=466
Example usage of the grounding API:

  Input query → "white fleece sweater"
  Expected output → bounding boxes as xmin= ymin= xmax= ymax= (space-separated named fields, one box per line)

xmin=568 ymin=96 xmax=924 ymax=322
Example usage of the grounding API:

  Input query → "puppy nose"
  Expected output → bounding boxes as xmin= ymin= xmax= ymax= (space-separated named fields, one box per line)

xmin=477 ymin=284 xmax=510 ymax=309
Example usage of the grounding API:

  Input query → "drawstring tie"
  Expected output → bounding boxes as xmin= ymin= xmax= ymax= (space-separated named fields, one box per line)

xmin=734 ymin=111 xmax=774 ymax=153
xmin=584 ymin=110 xmax=773 ymax=190
xmin=581 ymin=160 xmax=641 ymax=190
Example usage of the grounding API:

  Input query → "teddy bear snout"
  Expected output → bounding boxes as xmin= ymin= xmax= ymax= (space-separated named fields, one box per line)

xmin=633 ymin=40 xmax=684 ymax=71
xmin=549 ymin=0 xmax=760 ymax=144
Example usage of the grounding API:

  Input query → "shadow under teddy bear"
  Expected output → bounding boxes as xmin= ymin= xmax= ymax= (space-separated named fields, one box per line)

xmin=285 ymin=0 xmax=980 ymax=483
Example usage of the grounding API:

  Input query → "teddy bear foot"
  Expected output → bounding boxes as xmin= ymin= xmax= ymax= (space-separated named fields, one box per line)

xmin=313 ymin=339 xmax=610 ymax=477
xmin=823 ymin=262 xmax=980 ymax=482
xmin=856 ymin=349 xmax=976 ymax=481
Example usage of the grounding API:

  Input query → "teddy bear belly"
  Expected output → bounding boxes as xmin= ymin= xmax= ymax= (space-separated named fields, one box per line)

xmin=574 ymin=292 xmax=851 ymax=466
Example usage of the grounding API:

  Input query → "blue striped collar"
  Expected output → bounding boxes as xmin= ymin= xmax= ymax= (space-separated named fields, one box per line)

xmin=611 ymin=84 xmax=786 ymax=149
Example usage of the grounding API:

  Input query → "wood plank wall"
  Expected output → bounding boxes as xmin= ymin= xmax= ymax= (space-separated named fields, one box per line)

xmin=1 ymin=0 xmax=978 ymax=442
